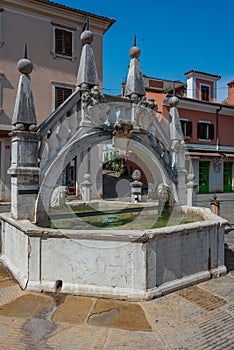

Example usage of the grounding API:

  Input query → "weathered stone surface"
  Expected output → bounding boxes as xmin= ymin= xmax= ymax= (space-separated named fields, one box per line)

xmin=0 ymin=206 xmax=227 ymax=300
xmin=0 ymin=294 xmax=53 ymax=318
xmin=52 ymin=295 xmax=94 ymax=324
xmin=76 ymin=44 xmax=99 ymax=88
xmin=88 ymin=299 xmax=152 ymax=331
xmin=12 ymin=74 xmax=37 ymax=126
xmin=124 ymin=58 xmax=145 ymax=98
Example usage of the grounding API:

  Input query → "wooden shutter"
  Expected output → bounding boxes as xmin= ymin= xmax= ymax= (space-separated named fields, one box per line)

xmin=64 ymin=31 xmax=72 ymax=56
xmin=55 ymin=29 xmax=64 ymax=54
xmin=55 ymin=87 xmax=64 ymax=108
xmin=209 ymin=124 xmax=214 ymax=139
xmin=197 ymin=123 xmax=203 ymax=138
xmin=55 ymin=87 xmax=72 ymax=109
xmin=55 ymin=29 xmax=72 ymax=56
xmin=186 ymin=121 xmax=193 ymax=137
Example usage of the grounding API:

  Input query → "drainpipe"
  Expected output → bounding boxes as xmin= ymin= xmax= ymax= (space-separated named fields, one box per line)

xmin=216 ymin=105 xmax=223 ymax=151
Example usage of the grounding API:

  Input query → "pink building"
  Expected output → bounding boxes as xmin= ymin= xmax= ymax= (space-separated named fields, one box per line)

xmin=144 ymin=71 xmax=234 ymax=193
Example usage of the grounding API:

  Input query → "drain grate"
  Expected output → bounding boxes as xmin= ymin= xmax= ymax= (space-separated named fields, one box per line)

xmin=177 ymin=286 xmax=226 ymax=311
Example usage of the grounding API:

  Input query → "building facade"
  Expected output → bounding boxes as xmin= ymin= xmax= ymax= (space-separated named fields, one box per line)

xmin=143 ymin=70 xmax=234 ymax=193
xmin=0 ymin=0 xmax=114 ymax=200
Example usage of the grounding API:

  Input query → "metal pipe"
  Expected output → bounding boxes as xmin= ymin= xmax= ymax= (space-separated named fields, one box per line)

xmin=216 ymin=105 xmax=223 ymax=151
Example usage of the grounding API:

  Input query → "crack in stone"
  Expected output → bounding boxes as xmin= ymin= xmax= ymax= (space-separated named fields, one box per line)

xmin=88 ymin=308 xmax=119 ymax=327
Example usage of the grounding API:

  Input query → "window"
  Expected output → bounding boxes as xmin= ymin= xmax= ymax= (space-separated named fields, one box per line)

xmin=51 ymin=22 xmax=76 ymax=60
xmin=54 ymin=85 xmax=73 ymax=116
xmin=200 ymin=85 xmax=210 ymax=101
xmin=197 ymin=121 xmax=214 ymax=140
xmin=55 ymin=86 xmax=72 ymax=108
xmin=180 ymin=119 xmax=192 ymax=138
xmin=55 ymin=28 xmax=72 ymax=57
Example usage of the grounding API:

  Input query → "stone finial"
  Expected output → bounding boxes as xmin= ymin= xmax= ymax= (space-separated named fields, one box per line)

xmin=168 ymin=96 xmax=179 ymax=107
xmin=12 ymin=47 xmax=37 ymax=131
xmin=167 ymin=95 xmax=183 ymax=142
xmin=76 ymin=23 xmax=99 ymax=89
xmin=17 ymin=43 xmax=33 ymax=75
xmin=124 ymin=35 xmax=145 ymax=99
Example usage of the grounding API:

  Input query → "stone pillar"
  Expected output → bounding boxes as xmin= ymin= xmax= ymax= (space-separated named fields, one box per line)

xmin=167 ymin=96 xmax=187 ymax=206
xmin=130 ymin=180 xmax=143 ymax=203
xmin=81 ymin=173 xmax=92 ymax=203
xmin=177 ymin=142 xmax=187 ymax=205
xmin=130 ymin=169 xmax=142 ymax=203
xmin=210 ymin=194 xmax=220 ymax=216
xmin=8 ymin=131 xmax=39 ymax=220
xmin=186 ymin=173 xmax=198 ymax=207
xmin=8 ymin=49 xmax=40 ymax=221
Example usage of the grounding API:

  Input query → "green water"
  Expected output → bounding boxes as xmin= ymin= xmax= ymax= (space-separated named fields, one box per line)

xmin=49 ymin=205 xmax=203 ymax=230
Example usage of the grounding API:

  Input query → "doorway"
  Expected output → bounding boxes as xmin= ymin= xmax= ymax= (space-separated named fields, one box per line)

xmin=223 ymin=162 xmax=232 ymax=192
xmin=62 ymin=157 xmax=76 ymax=194
xmin=199 ymin=161 xmax=210 ymax=193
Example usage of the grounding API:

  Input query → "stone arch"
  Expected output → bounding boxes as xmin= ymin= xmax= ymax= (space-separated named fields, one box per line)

xmin=35 ymin=128 xmax=175 ymax=226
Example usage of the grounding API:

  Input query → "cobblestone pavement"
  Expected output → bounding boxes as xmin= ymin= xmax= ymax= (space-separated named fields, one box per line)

xmin=0 ymin=196 xmax=234 ymax=349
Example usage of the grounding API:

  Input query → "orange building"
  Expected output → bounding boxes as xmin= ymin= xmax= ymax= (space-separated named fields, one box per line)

xmin=142 ymin=70 xmax=234 ymax=193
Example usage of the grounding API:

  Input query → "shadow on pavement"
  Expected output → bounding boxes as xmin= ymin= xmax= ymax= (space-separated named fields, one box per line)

xmin=225 ymin=243 xmax=234 ymax=272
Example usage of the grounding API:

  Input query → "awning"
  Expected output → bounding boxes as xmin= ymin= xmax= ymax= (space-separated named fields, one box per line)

xmin=187 ymin=152 xmax=234 ymax=159
xmin=186 ymin=152 xmax=220 ymax=158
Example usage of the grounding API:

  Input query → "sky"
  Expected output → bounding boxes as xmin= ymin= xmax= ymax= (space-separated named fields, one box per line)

xmin=54 ymin=0 xmax=234 ymax=102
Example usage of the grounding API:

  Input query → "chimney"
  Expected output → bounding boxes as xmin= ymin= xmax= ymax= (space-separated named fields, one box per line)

xmin=227 ymin=80 xmax=234 ymax=105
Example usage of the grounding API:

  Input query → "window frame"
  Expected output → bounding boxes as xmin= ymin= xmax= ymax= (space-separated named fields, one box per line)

xmin=180 ymin=118 xmax=193 ymax=139
xmin=197 ymin=120 xmax=214 ymax=141
xmin=200 ymin=83 xmax=210 ymax=101
xmin=52 ymin=83 xmax=74 ymax=112
xmin=52 ymin=25 xmax=75 ymax=60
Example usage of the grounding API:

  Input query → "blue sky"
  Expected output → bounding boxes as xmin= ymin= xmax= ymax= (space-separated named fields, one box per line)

xmin=55 ymin=0 xmax=234 ymax=102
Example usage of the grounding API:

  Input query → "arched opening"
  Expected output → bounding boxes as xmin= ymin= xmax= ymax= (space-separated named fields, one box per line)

xmin=35 ymin=129 xmax=175 ymax=226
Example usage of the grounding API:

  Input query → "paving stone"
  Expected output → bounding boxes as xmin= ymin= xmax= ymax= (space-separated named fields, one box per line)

xmin=47 ymin=325 xmax=108 ymax=350
xmin=224 ymin=302 xmax=234 ymax=315
xmin=0 ymin=285 xmax=24 ymax=307
xmin=104 ymin=329 xmax=166 ymax=350
xmin=0 ymin=316 xmax=26 ymax=350
xmin=0 ymin=263 xmax=13 ymax=281
xmin=177 ymin=286 xmax=227 ymax=311
xmin=0 ymin=293 xmax=54 ymax=318
xmin=188 ymin=309 xmax=234 ymax=350
xmin=88 ymin=299 xmax=152 ymax=331
xmin=143 ymin=293 xmax=205 ymax=328
xmin=200 ymin=275 xmax=234 ymax=301
xmin=52 ymin=295 xmax=94 ymax=324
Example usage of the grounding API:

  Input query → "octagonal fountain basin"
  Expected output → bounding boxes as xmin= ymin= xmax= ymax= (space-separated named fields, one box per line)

xmin=0 ymin=206 xmax=227 ymax=301
xmin=48 ymin=200 xmax=202 ymax=230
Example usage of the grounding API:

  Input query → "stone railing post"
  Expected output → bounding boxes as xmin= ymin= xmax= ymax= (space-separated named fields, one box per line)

xmin=130 ymin=169 xmax=143 ymax=203
xmin=186 ymin=173 xmax=198 ymax=207
xmin=81 ymin=173 xmax=92 ymax=203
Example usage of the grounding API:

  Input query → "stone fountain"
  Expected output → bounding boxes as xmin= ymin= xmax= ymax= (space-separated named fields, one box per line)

xmin=0 ymin=32 xmax=227 ymax=300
